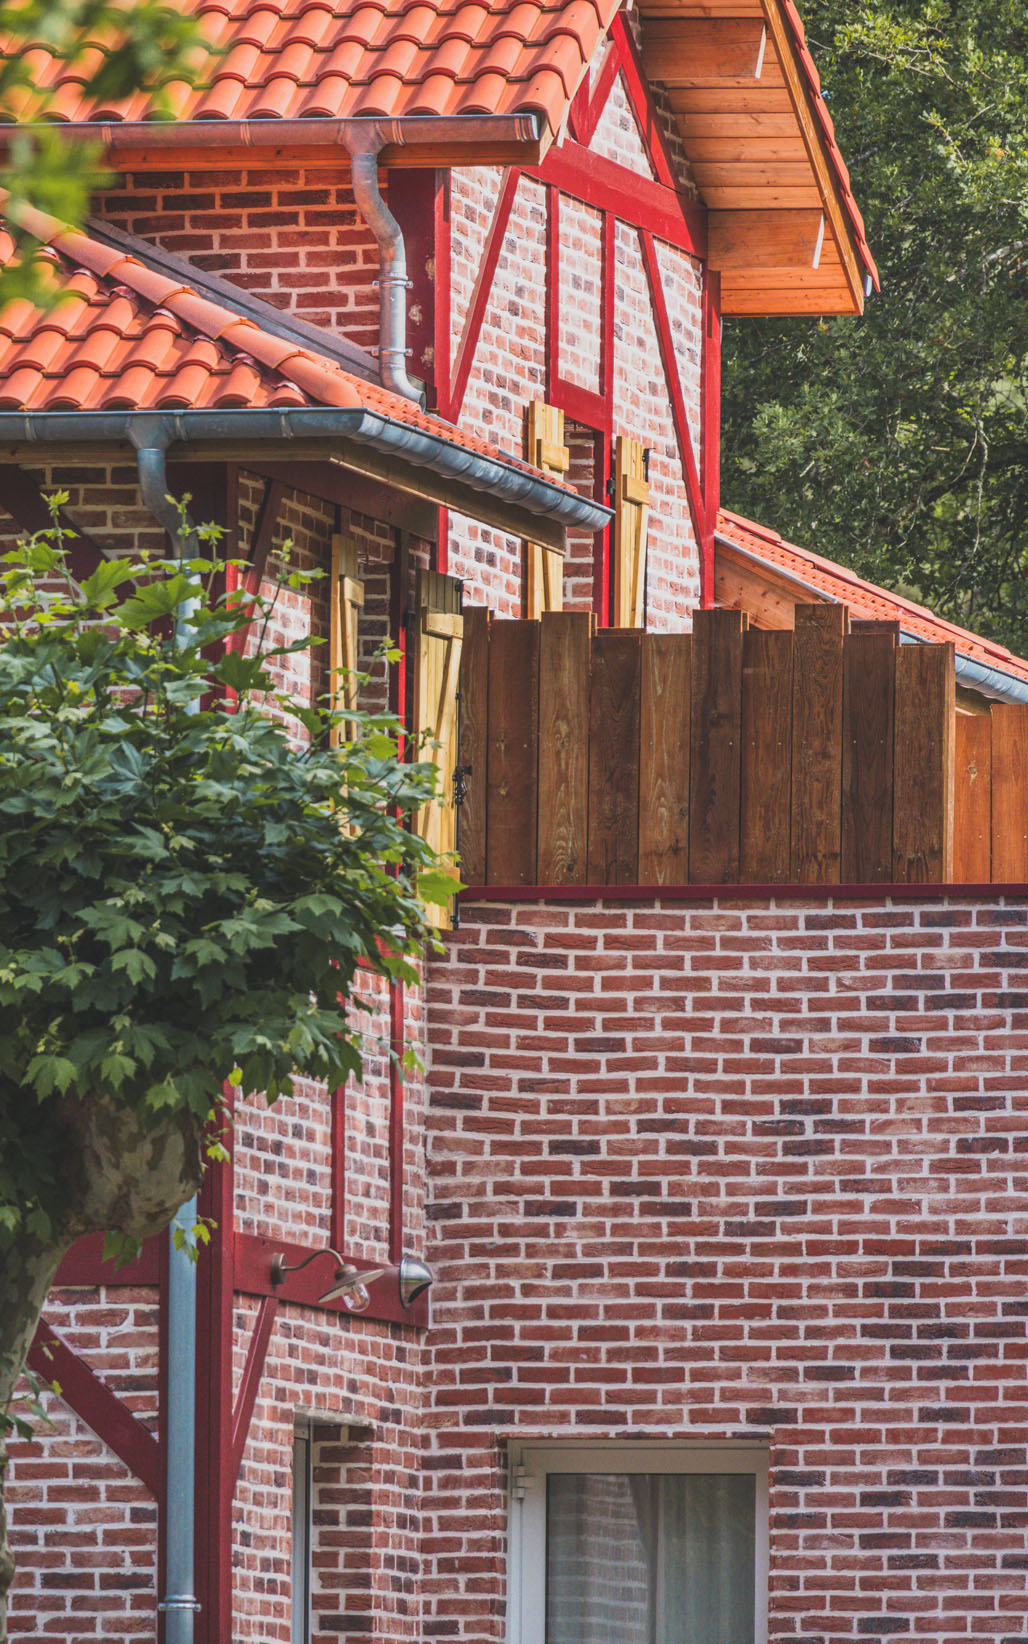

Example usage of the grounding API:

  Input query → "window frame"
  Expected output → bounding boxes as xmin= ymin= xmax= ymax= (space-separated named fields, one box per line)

xmin=508 ymin=1439 xmax=770 ymax=1644
xmin=291 ymin=1427 xmax=312 ymax=1644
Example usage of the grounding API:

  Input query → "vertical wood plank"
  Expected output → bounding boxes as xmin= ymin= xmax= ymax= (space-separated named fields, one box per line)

xmin=486 ymin=620 xmax=540 ymax=885
xmin=990 ymin=704 xmax=1028 ymax=881
xmin=791 ymin=603 xmax=847 ymax=883
xmin=953 ymin=713 xmax=992 ymax=884
xmin=740 ymin=627 xmax=792 ymax=883
xmin=893 ymin=643 xmax=955 ymax=882
xmin=538 ymin=611 xmax=593 ymax=884
xmin=639 ymin=633 xmax=690 ymax=884
xmin=689 ymin=607 xmax=745 ymax=884
xmin=587 ymin=630 xmax=642 ymax=884
xmin=457 ymin=606 xmax=491 ymax=886
xmin=842 ymin=629 xmax=895 ymax=883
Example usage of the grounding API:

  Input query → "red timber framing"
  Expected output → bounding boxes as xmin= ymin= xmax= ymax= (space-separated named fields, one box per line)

xmin=436 ymin=16 xmax=720 ymax=619
xmin=26 ymin=1321 xmax=162 ymax=1497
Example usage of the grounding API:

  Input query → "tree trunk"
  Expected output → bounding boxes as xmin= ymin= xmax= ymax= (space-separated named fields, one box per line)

xmin=0 ymin=1093 xmax=204 ymax=1640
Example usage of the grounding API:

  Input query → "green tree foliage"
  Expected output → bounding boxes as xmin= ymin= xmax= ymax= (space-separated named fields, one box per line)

xmin=0 ymin=0 xmax=215 ymax=304
xmin=722 ymin=2 xmax=1028 ymax=652
xmin=0 ymin=512 xmax=444 ymax=1621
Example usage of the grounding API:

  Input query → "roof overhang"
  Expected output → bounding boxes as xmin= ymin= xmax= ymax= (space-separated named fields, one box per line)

xmin=0 ymin=114 xmax=547 ymax=174
xmin=0 ymin=408 xmax=611 ymax=553
xmin=639 ymin=0 xmax=877 ymax=316
xmin=715 ymin=524 xmax=1028 ymax=706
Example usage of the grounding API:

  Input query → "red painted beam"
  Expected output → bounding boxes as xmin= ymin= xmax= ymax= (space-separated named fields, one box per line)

xmin=229 ymin=1294 xmax=278 ymax=1489
xmin=54 ymin=1233 xmax=160 ymax=1287
xmin=459 ymin=881 xmax=1027 ymax=903
xmin=530 ymin=142 xmax=706 ymax=260
xmin=700 ymin=270 xmax=722 ymax=607
xmin=448 ymin=166 xmax=520 ymax=422
xmin=569 ymin=36 xmax=622 ymax=148
xmin=638 ymin=229 xmax=707 ymax=569
xmin=195 ymin=1140 xmax=235 ymax=1644
xmin=388 ymin=980 xmax=405 ymax=1265
xmin=27 ymin=1321 xmax=161 ymax=1497
xmin=233 ymin=1233 xmax=429 ymax=1328
xmin=610 ymin=10 xmax=682 ymax=193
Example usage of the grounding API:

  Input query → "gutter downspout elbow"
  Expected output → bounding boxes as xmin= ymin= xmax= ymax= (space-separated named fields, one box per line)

xmin=347 ymin=132 xmax=425 ymax=407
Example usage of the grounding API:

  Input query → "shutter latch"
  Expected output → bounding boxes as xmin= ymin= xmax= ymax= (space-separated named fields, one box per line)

xmin=452 ymin=762 xmax=472 ymax=808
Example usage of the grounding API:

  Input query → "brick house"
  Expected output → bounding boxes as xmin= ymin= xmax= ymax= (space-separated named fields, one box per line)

xmin=3 ymin=2 xmax=1028 ymax=1642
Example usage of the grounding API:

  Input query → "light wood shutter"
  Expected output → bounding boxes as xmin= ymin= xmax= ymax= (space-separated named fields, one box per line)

xmin=329 ymin=533 xmax=364 ymax=742
xmin=612 ymin=435 xmax=650 ymax=628
xmin=414 ymin=569 xmax=464 ymax=925
xmin=524 ymin=400 xmax=569 ymax=618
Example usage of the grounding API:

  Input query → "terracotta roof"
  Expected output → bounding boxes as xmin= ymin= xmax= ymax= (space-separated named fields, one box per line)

xmin=716 ymin=509 xmax=1028 ymax=687
xmin=0 ymin=202 xmax=595 ymax=511
xmin=0 ymin=0 xmax=618 ymax=138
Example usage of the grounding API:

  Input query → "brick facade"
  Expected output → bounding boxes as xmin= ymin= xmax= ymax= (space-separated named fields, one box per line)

xmin=423 ymin=896 xmax=1028 ymax=1644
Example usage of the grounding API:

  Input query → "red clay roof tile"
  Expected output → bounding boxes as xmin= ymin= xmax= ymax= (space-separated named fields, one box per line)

xmin=0 ymin=0 xmax=619 ymax=137
xmin=0 ymin=202 xmax=588 ymax=506
xmin=717 ymin=509 xmax=1028 ymax=685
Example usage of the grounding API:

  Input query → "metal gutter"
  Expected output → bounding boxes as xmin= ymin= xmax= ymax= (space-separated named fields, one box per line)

xmin=0 ymin=113 xmax=541 ymax=155
xmin=347 ymin=132 xmax=423 ymax=404
xmin=715 ymin=529 xmax=1028 ymax=706
xmin=0 ymin=408 xmax=611 ymax=536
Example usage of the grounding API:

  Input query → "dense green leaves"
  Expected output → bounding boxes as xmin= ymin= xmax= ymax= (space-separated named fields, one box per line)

xmin=0 ymin=510 xmax=442 ymax=1258
xmin=722 ymin=1 xmax=1028 ymax=653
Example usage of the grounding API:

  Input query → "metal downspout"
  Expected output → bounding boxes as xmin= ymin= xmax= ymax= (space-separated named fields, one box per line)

xmin=134 ymin=433 xmax=200 ymax=1644
xmin=347 ymin=131 xmax=425 ymax=406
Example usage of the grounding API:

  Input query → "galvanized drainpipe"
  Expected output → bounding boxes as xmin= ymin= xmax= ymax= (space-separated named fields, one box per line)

xmin=135 ymin=433 xmax=201 ymax=1644
xmin=346 ymin=129 xmax=424 ymax=406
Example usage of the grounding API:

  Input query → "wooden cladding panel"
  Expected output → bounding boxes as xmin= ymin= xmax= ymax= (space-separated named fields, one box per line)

xmin=690 ymin=607 xmax=745 ymax=884
xmin=458 ymin=606 xmax=491 ymax=886
xmin=990 ymin=704 xmax=1028 ymax=882
xmin=460 ymin=611 xmax=1021 ymax=891
xmin=791 ymin=604 xmax=846 ymax=883
xmin=538 ymin=611 xmax=593 ymax=884
xmin=953 ymin=713 xmax=992 ymax=884
xmin=741 ymin=627 xmax=792 ymax=883
xmin=486 ymin=620 xmax=539 ymax=885
xmin=639 ymin=634 xmax=691 ymax=884
xmin=842 ymin=631 xmax=895 ymax=883
xmin=892 ymin=643 xmax=955 ymax=883
xmin=587 ymin=631 xmax=642 ymax=884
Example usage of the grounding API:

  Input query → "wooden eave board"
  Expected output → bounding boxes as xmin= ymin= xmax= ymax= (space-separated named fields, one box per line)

xmin=639 ymin=0 xmax=866 ymax=315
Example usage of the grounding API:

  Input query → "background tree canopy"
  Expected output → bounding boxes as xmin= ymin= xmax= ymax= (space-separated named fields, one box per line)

xmin=722 ymin=1 xmax=1028 ymax=655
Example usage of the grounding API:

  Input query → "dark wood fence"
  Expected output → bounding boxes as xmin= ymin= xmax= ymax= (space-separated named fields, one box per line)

xmin=459 ymin=603 xmax=1026 ymax=888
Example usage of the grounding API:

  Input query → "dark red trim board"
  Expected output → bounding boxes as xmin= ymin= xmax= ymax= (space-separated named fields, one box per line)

xmin=532 ymin=142 xmax=706 ymax=259
xmin=448 ymin=166 xmax=519 ymax=422
xmin=229 ymin=1294 xmax=279 ymax=1489
xmin=54 ymin=1233 xmax=160 ymax=1287
xmin=638 ymin=229 xmax=706 ymax=562
xmin=461 ymin=882 xmax=1028 ymax=903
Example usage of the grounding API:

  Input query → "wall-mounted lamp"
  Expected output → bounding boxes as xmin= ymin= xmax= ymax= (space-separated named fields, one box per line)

xmin=398 ymin=1253 xmax=433 ymax=1309
xmin=271 ymin=1247 xmax=384 ymax=1314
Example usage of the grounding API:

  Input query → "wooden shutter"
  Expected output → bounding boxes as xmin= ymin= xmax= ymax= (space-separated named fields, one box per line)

xmin=329 ymin=534 xmax=364 ymax=743
xmin=611 ymin=435 xmax=650 ymax=628
xmin=524 ymin=400 xmax=569 ymax=618
xmin=414 ymin=569 xmax=464 ymax=925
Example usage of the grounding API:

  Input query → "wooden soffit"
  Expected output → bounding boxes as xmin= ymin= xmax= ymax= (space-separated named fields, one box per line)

xmin=639 ymin=0 xmax=877 ymax=316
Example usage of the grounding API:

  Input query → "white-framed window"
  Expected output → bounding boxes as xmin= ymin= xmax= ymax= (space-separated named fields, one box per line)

xmin=508 ymin=1441 xmax=769 ymax=1644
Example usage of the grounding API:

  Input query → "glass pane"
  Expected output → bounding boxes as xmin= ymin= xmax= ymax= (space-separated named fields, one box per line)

xmin=545 ymin=1472 xmax=755 ymax=1644
xmin=661 ymin=1475 xmax=755 ymax=1644
xmin=546 ymin=1474 xmax=656 ymax=1644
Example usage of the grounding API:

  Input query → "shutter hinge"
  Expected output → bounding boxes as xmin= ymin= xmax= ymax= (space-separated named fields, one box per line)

xmin=511 ymin=1464 xmax=533 ymax=1502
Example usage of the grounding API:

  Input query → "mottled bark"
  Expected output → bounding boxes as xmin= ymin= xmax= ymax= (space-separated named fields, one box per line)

xmin=0 ymin=1093 xmax=204 ymax=1641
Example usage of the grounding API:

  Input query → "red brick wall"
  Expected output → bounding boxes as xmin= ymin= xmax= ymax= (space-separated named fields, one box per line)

xmin=95 ymin=169 xmax=381 ymax=344
xmin=423 ymin=895 xmax=1028 ymax=1644
xmin=6 ymin=1289 xmax=160 ymax=1642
